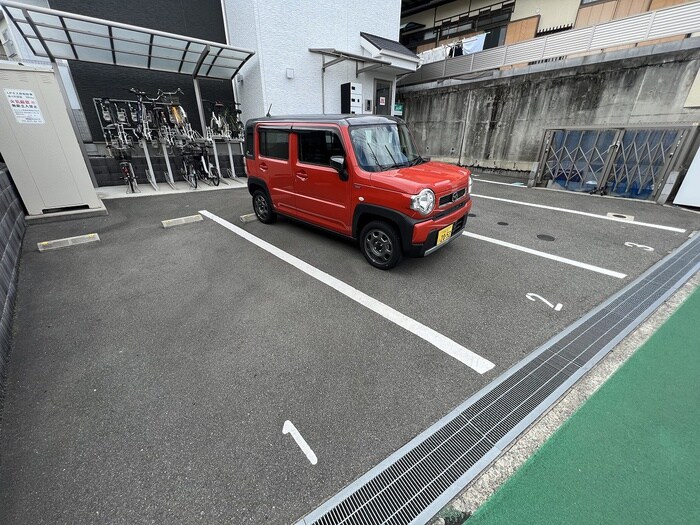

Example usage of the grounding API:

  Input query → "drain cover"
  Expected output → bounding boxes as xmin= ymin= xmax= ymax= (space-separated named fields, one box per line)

xmin=497 ymin=221 xmax=509 ymax=226
xmin=537 ymin=234 xmax=555 ymax=241
xmin=607 ymin=212 xmax=634 ymax=221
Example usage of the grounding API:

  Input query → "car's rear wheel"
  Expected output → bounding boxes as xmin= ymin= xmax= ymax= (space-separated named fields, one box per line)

xmin=252 ymin=190 xmax=277 ymax=224
xmin=360 ymin=220 xmax=402 ymax=270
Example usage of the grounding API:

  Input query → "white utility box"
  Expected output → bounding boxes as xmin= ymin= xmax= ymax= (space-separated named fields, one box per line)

xmin=0 ymin=62 xmax=103 ymax=217
xmin=341 ymin=82 xmax=363 ymax=114
xmin=674 ymin=145 xmax=700 ymax=207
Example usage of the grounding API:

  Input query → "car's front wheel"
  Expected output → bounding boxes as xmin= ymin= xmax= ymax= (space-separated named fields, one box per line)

xmin=252 ymin=190 xmax=277 ymax=224
xmin=360 ymin=220 xmax=402 ymax=270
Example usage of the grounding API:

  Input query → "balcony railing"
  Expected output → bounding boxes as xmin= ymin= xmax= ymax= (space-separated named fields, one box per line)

xmin=399 ymin=1 xmax=700 ymax=86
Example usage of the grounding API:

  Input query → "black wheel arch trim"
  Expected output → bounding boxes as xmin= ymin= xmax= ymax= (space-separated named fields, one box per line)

xmin=247 ymin=176 xmax=270 ymax=198
xmin=353 ymin=204 xmax=419 ymax=250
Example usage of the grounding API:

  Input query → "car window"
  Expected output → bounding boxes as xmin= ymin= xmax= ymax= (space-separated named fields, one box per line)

xmin=350 ymin=123 xmax=419 ymax=172
xmin=259 ymin=128 xmax=289 ymax=160
xmin=297 ymin=130 xmax=344 ymax=167
xmin=245 ymin=124 xmax=254 ymax=158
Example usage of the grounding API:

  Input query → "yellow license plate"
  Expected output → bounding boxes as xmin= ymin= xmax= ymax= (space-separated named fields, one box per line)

xmin=437 ymin=224 xmax=454 ymax=245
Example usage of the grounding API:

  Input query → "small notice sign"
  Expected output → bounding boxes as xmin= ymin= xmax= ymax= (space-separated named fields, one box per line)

xmin=379 ymin=96 xmax=386 ymax=106
xmin=4 ymin=88 xmax=45 ymax=124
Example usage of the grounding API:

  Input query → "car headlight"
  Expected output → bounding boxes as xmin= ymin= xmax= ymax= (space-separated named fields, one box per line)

xmin=410 ymin=188 xmax=435 ymax=215
xmin=468 ymin=175 xmax=473 ymax=194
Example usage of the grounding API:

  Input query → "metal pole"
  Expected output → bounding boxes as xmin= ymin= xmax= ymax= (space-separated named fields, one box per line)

xmin=161 ymin=142 xmax=176 ymax=189
xmin=141 ymin=138 xmax=158 ymax=191
xmin=192 ymin=77 xmax=207 ymax=138
xmin=227 ymin=141 xmax=236 ymax=178
xmin=321 ymin=57 xmax=325 ymax=114
xmin=211 ymin=139 xmax=222 ymax=177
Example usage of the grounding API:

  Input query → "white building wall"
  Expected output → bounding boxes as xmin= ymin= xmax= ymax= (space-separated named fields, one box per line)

xmin=225 ymin=0 xmax=403 ymax=122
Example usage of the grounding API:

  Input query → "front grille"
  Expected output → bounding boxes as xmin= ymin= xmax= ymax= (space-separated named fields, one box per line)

xmin=433 ymin=201 xmax=466 ymax=220
xmin=439 ymin=188 xmax=467 ymax=207
xmin=453 ymin=216 xmax=465 ymax=233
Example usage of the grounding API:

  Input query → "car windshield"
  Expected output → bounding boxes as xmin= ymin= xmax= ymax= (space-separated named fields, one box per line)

xmin=349 ymin=123 xmax=423 ymax=172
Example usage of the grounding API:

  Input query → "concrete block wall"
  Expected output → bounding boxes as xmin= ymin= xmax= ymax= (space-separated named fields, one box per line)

xmin=401 ymin=43 xmax=700 ymax=176
xmin=0 ymin=166 xmax=26 ymax=415
xmin=90 ymin=153 xmax=246 ymax=187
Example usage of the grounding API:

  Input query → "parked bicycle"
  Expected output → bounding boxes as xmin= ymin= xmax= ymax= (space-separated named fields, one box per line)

xmin=204 ymin=99 xmax=231 ymax=140
xmin=180 ymin=143 xmax=220 ymax=188
xmin=128 ymin=87 xmax=160 ymax=143
xmin=226 ymin=102 xmax=244 ymax=139
xmin=98 ymin=98 xmax=139 ymax=193
xmin=119 ymin=159 xmax=139 ymax=194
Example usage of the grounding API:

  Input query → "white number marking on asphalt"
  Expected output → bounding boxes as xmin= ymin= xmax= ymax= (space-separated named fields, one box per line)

xmin=624 ymin=242 xmax=654 ymax=252
xmin=283 ymin=420 xmax=318 ymax=465
xmin=526 ymin=293 xmax=563 ymax=312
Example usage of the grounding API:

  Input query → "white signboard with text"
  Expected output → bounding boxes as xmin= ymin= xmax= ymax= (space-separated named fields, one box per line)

xmin=4 ymin=89 xmax=45 ymax=124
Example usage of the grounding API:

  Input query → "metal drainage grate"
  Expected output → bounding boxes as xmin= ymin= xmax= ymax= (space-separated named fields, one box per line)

xmin=298 ymin=234 xmax=700 ymax=525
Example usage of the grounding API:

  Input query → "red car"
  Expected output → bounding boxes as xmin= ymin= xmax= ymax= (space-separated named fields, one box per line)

xmin=245 ymin=115 xmax=472 ymax=269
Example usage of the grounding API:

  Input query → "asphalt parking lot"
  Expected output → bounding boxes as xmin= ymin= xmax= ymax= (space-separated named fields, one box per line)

xmin=1 ymin=178 xmax=698 ymax=524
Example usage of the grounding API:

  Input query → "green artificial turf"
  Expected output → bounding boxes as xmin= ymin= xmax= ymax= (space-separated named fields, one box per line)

xmin=467 ymin=287 xmax=700 ymax=525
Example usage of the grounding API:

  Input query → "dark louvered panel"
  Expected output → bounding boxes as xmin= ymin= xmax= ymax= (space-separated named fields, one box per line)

xmin=0 ymin=167 xmax=26 ymax=413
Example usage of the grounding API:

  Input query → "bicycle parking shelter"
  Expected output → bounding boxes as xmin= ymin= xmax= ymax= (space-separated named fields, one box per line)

xmin=0 ymin=0 xmax=255 ymax=186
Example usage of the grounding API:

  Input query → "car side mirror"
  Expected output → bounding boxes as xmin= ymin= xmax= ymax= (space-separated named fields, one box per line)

xmin=330 ymin=155 xmax=348 ymax=181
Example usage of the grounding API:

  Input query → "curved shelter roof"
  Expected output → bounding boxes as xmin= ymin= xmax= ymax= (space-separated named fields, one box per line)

xmin=0 ymin=0 xmax=255 ymax=80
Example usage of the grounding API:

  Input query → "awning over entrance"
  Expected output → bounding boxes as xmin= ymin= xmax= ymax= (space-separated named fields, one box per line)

xmin=1 ymin=0 xmax=255 ymax=80
xmin=308 ymin=48 xmax=392 ymax=75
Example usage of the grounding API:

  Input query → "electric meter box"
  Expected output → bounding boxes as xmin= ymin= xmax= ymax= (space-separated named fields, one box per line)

xmin=0 ymin=62 xmax=103 ymax=217
xmin=341 ymin=82 xmax=363 ymax=114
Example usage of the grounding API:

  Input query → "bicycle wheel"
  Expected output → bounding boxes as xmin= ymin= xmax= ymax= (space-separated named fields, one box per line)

xmin=210 ymin=167 xmax=220 ymax=186
xmin=122 ymin=163 xmax=138 ymax=193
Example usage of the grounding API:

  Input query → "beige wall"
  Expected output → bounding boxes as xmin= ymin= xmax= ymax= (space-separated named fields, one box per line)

xmin=613 ymin=0 xmax=652 ymax=19
xmin=401 ymin=9 xmax=436 ymax=28
xmin=649 ymin=0 xmax=694 ymax=9
xmin=505 ymin=15 xmax=540 ymax=45
xmin=511 ymin=0 xmax=579 ymax=30
xmin=684 ymin=68 xmax=700 ymax=108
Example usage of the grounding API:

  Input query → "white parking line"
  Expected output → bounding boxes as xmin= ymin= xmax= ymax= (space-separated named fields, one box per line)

xmin=473 ymin=179 xmax=526 ymax=187
xmin=283 ymin=420 xmax=318 ymax=465
xmin=471 ymin=194 xmax=686 ymax=233
xmin=463 ymin=232 xmax=627 ymax=279
xmin=199 ymin=210 xmax=495 ymax=374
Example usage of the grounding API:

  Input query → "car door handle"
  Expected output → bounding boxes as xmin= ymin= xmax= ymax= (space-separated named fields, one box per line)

xmin=295 ymin=171 xmax=308 ymax=181
xmin=259 ymin=162 xmax=268 ymax=172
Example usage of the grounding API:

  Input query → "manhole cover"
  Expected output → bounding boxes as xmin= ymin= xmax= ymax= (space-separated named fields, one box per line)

xmin=497 ymin=221 xmax=509 ymax=226
xmin=606 ymin=212 xmax=634 ymax=221
xmin=537 ymin=234 xmax=555 ymax=241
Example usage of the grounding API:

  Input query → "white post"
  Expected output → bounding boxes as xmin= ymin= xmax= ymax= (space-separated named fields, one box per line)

xmin=161 ymin=142 xmax=176 ymax=189
xmin=212 ymin=139 xmax=222 ymax=176
xmin=141 ymin=138 xmax=158 ymax=191
xmin=227 ymin=141 xmax=236 ymax=178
